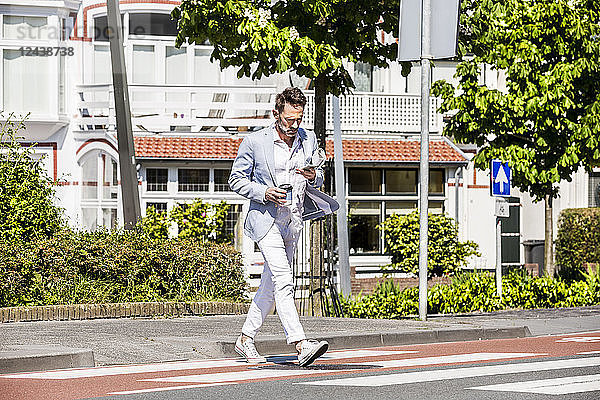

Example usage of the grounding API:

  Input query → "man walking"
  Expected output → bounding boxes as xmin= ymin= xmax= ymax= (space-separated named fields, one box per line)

xmin=229 ymin=87 xmax=338 ymax=366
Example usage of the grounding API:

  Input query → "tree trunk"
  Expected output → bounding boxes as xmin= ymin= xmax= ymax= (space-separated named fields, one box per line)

xmin=544 ymin=194 xmax=555 ymax=276
xmin=313 ymin=74 xmax=327 ymax=147
xmin=308 ymin=74 xmax=327 ymax=316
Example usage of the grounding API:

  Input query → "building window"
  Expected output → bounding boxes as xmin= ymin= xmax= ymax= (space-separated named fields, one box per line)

xmin=3 ymin=16 xmax=49 ymax=40
xmin=147 ymin=202 xmax=168 ymax=213
xmin=386 ymin=169 xmax=417 ymax=194
xmin=225 ymin=204 xmax=243 ymax=250
xmin=102 ymin=156 xmax=118 ymax=199
xmin=93 ymin=14 xmax=124 ymax=42
xmin=129 ymin=13 xmax=178 ymax=37
xmin=80 ymin=151 xmax=118 ymax=231
xmin=147 ymin=168 xmax=168 ymax=192
xmin=349 ymin=201 xmax=381 ymax=254
xmin=81 ymin=155 xmax=98 ymax=200
xmin=133 ymin=45 xmax=155 ymax=84
xmin=354 ymin=62 xmax=373 ymax=92
xmin=3 ymin=49 xmax=50 ymax=113
xmin=214 ymin=169 xmax=231 ymax=192
xmin=429 ymin=169 xmax=445 ymax=194
xmin=348 ymin=168 xmax=382 ymax=194
xmin=194 ymin=48 xmax=221 ymax=85
xmin=178 ymin=169 xmax=208 ymax=192
xmin=166 ymin=46 xmax=187 ymax=84
xmin=385 ymin=201 xmax=417 ymax=217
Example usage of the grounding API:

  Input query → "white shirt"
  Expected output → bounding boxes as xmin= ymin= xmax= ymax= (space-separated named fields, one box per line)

xmin=271 ymin=127 xmax=307 ymax=234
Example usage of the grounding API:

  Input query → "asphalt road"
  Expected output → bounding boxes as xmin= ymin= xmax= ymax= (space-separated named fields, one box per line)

xmin=2 ymin=331 xmax=599 ymax=400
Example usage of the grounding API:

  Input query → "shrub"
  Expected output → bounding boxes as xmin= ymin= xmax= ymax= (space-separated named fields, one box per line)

xmin=341 ymin=270 xmax=600 ymax=319
xmin=556 ymin=208 xmax=600 ymax=279
xmin=169 ymin=200 xmax=231 ymax=243
xmin=379 ymin=211 xmax=479 ymax=277
xmin=0 ymin=228 xmax=248 ymax=307
xmin=0 ymin=114 xmax=64 ymax=242
xmin=139 ymin=206 xmax=170 ymax=240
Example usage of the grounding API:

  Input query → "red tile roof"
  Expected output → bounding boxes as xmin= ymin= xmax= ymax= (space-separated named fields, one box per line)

xmin=134 ymin=136 xmax=243 ymax=159
xmin=326 ymin=139 xmax=466 ymax=162
xmin=134 ymin=136 xmax=466 ymax=163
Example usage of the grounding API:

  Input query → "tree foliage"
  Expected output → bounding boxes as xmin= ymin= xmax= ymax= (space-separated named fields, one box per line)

xmin=172 ymin=0 xmax=400 ymax=95
xmin=432 ymin=0 xmax=600 ymax=200
xmin=379 ymin=211 xmax=479 ymax=277
xmin=0 ymin=114 xmax=64 ymax=242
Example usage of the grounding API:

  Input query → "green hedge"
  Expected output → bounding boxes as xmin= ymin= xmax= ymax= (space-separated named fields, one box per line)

xmin=340 ymin=269 xmax=600 ymax=318
xmin=379 ymin=211 xmax=479 ymax=277
xmin=556 ymin=208 xmax=600 ymax=278
xmin=0 ymin=229 xmax=248 ymax=307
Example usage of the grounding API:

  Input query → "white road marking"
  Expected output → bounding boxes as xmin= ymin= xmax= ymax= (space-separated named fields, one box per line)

xmin=142 ymin=368 xmax=345 ymax=384
xmin=300 ymin=357 xmax=600 ymax=387
xmin=0 ymin=359 xmax=249 ymax=380
xmin=370 ymin=353 xmax=540 ymax=369
xmin=320 ymin=350 xmax=417 ymax=359
xmin=470 ymin=374 xmax=600 ymax=395
xmin=557 ymin=337 xmax=600 ymax=343
xmin=108 ymin=382 xmax=233 ymax=395
xmin=0 ymin=349 xmax=413 ymax=380
xmin=578 ymin=351 xmax=600 ymax=355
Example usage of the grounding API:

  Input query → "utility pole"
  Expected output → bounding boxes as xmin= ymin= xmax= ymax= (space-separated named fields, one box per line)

xmin=332 ymin=96 xmax=351 ymax=296
xmin=418 ymin=0 xmax=432 ymax=321
xmin=107 ymin=0 xmax=141 ymax=228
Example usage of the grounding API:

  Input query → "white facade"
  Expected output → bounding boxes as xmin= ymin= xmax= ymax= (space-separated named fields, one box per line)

xmin=1 ymin=1 xmax=598 ymax=291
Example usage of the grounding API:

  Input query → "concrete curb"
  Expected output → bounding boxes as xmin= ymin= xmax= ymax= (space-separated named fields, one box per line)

xmin=0 ymin=346 xmax=95 ymax=374
xmin=0 ymin=302 xmax=250 ymax=323
xmin=212 ymin=325 xmax=532 ymax=358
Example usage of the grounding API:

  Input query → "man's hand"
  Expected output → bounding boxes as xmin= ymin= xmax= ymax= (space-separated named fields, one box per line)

xmin=265 ymin=187 xmax=288 ymax=205
xmin=295 ymin=167 xmax=316 ymax=182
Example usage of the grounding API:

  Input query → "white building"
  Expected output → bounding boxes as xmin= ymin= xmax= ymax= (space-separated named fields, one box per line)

xmin=1 ymin=1 xmax=598 ymax=292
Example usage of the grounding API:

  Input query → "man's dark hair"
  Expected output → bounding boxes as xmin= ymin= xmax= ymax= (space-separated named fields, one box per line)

xmin=274 ymin=87 xmax=307 ymax=113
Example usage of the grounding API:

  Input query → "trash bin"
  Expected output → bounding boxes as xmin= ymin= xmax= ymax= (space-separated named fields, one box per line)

xmin=523 ymin=240 xmax=545 ymax=275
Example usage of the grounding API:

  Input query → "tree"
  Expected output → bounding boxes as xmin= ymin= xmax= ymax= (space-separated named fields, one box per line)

xmin=432 ymin=0 xmax=600 ymax=275
xmin=172 ymin=0 xmax=402 ymax=313
xmin=171 ymin=0 xmax=400 ymax=144
xmin=0 ymin=114 xmax=64 ymax=242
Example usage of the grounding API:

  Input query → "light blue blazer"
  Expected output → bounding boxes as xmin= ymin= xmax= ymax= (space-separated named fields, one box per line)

xmin=229 ymin=125 xmax=340 ymax=242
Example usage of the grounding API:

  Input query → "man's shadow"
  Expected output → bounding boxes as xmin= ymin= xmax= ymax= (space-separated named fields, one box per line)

xmin=252 ymin=355 xmax=381 ymax=370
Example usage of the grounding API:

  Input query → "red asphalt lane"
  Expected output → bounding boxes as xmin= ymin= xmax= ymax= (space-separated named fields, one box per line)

xmin=1 ymin=331 xmax=599 ymax=400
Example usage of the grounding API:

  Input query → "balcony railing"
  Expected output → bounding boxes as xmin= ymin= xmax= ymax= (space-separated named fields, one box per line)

xmin=75 ymin=84 xmax=441 ymax=135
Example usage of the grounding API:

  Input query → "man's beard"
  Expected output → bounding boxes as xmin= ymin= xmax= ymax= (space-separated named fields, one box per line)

xmin=276 ymin=119 xmax=297 ymax=137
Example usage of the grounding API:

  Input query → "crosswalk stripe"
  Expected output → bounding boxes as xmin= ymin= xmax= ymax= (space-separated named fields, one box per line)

xmin=300 ymin=357 xmax=600 ymax=387
xmin=0 ymin=359 xmax=248 ymax=380
xmin=142 ymin=368 xmax=346 ymax=384
xmin=108 ymin=383 xmax=232 ymax=395
xmin=0 ymin=349 xmax=413 ymax=380
xmin=370 ymin=352 xmax=540 ymax=369
xmin=321 ymin=350 xmax=417 ymax=359
xmin=469 ymin=374 xmax=600 ymax=395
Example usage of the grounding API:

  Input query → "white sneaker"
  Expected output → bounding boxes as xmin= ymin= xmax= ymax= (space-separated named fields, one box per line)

xmin=235 ymin=335 xmax=267 ymax=364
xmin=297 ymin=339 xmax=328 ymax=367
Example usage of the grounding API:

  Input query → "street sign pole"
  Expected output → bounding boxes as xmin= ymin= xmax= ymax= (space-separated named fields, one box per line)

xmin=491 ymin=161 xmax=511 ymax=298
xmin=418 ymin=0 xmax=432 ymax=321
xmin=496 ymin=218 xmax=502 ymax=297
xmin=107 ymin=0 xmax=141 ymax=229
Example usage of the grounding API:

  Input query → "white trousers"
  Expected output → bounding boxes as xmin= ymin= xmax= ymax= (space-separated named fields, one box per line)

xmin=241 ymin=221 xmax=306 ymax=344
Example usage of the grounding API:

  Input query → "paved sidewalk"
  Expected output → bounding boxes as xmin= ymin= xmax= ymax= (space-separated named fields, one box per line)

xmin=1 ymin=306 xmax=598 ymax=373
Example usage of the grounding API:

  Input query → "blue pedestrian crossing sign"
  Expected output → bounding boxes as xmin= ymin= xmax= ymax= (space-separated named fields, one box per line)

xmin=490 ymin=160 xmax=511 ymax=197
